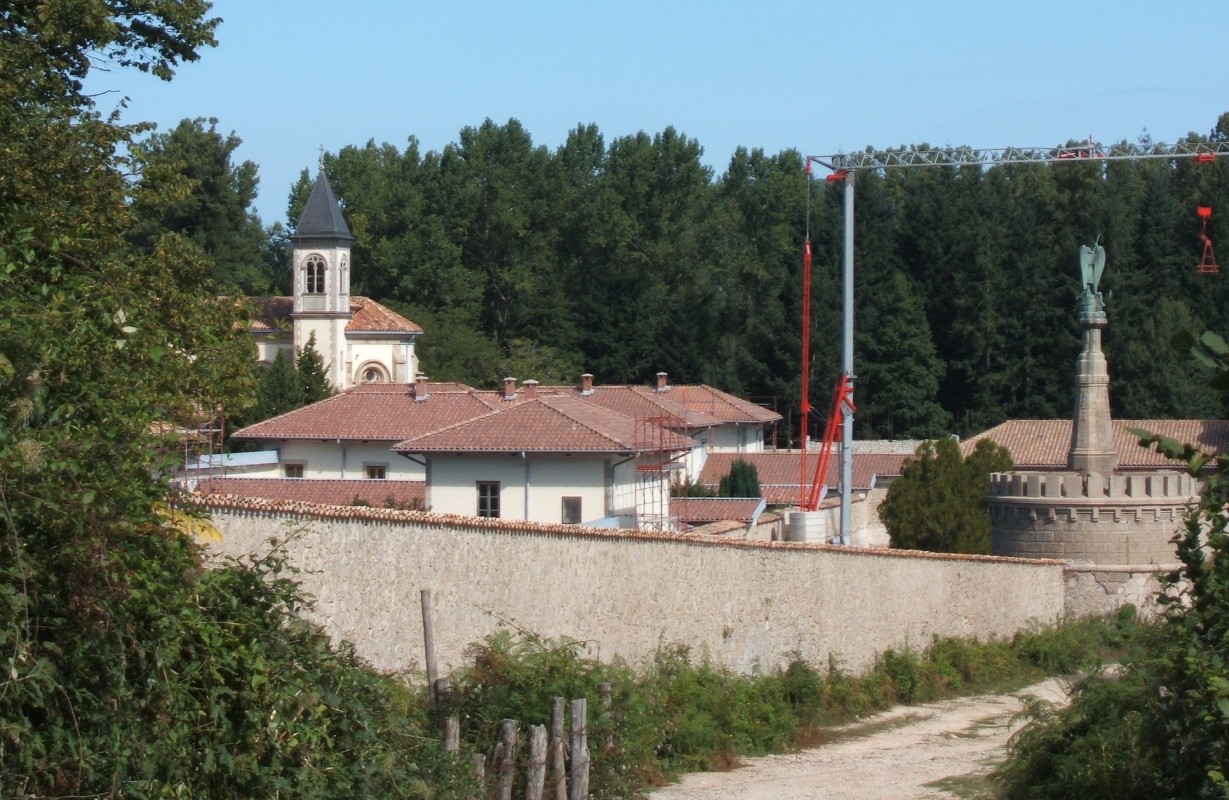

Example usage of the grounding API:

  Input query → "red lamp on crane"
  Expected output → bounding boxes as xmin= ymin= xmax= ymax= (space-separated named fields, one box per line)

xmin=1198 ymin=205 xmax=1218 ymax=274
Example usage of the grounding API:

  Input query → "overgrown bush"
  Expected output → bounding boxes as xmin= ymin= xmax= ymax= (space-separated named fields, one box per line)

xmin=442 ymin=614 xmax=1130 ymax=797
xmin=0 ymin=531 xmax=474 ymax=797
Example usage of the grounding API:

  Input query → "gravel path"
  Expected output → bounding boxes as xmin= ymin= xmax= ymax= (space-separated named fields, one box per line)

xmin=648 ymin=677 xmax=1069 ymax=800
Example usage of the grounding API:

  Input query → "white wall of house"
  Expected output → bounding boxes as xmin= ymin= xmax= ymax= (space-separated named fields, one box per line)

xmin=240 ymin=440 xmax=423 ymax=481
xmin=348 ymin=339 xmax=418 ymax=385
xmin=708 ymin=423 xmax=766 ymax=454
xmin=253 ymin=336 xmax=292 ymax=365
xmin=426 ymin=453 xmax=609 ymax=524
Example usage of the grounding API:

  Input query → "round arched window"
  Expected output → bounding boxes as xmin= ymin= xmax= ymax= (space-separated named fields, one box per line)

xmin=304 ymin=254 xmax=326 ymax=294
xmin=357 ymin=362 xmax=388 ymax=384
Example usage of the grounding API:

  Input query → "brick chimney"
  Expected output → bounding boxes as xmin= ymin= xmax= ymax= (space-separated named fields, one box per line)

xmin=523 ymin=379 xmax=539 ymax=398
xmin=655 ymin=372 xmax=669 ymax=392
xmin=503 ymin=377 xmax=517 ymax=400
xmin=581 ymin=373 xmax=594 ymax=395
xmin=414 ymin=373 xmax=429 ymax=402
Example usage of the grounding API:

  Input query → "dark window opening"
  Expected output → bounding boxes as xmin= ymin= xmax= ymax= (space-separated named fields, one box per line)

xmin=477 ymin=481 xmax=500 ymax=518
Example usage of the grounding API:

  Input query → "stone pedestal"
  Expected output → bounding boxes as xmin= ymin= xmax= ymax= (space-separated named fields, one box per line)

xmin=1068 ymin=314 xmax=1117 ymax=475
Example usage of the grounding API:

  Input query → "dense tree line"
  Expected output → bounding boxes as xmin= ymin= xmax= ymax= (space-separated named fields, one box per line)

xmin=244 ymin=117 xmax=1226 ymax=440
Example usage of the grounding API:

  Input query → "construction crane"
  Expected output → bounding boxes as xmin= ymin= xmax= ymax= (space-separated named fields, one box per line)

xmin=802 ymin=139 xmax=1229 ymax=543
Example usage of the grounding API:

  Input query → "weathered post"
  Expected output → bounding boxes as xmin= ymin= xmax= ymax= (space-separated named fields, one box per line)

xmin=444 ymin=717 xmax=460 ymax=754
xmin=598 ymin=682 xmax=614 ymax=752
xmin=550 ymin=696 xmax=567 ymax=800
xmin=569 ymin=698 xmax=590 ymax=800
xmin=470 ymin=752 xmax=486 ymax=800
xmin=421 ymin=589 xmax=439 ymax=712
xmin=525 ymin=724 xmax=548 ymax=800
xmin=497 ymin=719 xmax=518 ymax=800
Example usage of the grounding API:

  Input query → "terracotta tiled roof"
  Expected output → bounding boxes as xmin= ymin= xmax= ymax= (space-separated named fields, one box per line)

xmin=249 ymin=296 xmax=293 ymax=333
xmin=347 ymin=297 xmax=422 ymax=334
xmin=961 ymin=419 xmax=1229 ymax=470
xmin=672 ymin=497 xmax=764 ymax=524
xmin=246 ymin=295 xmax=421 ymax=335
xmin=525 ymin=385 xmax=723 ymax=427
xmin=698 ymin=451 xmax=908 ymax=504
xmin=396 ymin=394 xmax=698 ymax=454
xmin=233 ymin=383 xmax=498 ymax=441
xmin=194 ymin=477 xmax=424 ymax=508
xmin=657 ymin=384 xmax=781 ymax=424
xmin=482 ymin=381 xmax=777 ymax=427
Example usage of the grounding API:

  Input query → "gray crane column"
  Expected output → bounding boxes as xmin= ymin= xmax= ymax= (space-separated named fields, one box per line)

xmin=840 ymin=173 xmax=855 ymax=544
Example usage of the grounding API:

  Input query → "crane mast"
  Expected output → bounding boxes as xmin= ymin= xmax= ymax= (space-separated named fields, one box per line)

xmin=802 ymin=139 xmax=1227 ymax=544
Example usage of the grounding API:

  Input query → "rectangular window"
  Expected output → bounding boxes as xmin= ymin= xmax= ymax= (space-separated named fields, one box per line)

xmin=284 ymin=463 xmax=304 ymax=478
xmin=477 ymin=481 xmax=500 ymax=518
xmin=365 ymin=464 xmax=387 ymax=480
xmin=562 ymin=496 xmax=582 ymax=525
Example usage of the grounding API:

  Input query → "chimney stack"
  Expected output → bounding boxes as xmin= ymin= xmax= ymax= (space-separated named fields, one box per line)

xmin=656 ymin=372 xmax=669 ymax=392
xmin=503 ymin=377 xmax=517 ymax=400
xmin=414 ymin=373 xmax=429 ymax=402
xmin=581 ymin=373 xmax=594 ymax=395
xmin=523 ymin=379 xmax=539 ymax=398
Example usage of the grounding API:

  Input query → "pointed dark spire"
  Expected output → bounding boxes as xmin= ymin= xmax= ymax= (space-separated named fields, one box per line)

xmin=292 ymin=171 xmax=353 ymax=242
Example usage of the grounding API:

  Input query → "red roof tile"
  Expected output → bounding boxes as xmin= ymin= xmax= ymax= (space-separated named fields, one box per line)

xmin=396 ymin=394 xmax=698 ymax=454
xmin=233 ymin=383 xmax=497 ymax=441
xmin=246 ymin=295 xmax=421 ymax=335
xmin=516 ymin=385 xmax=722 ymax=427
xmin=194 ymin=478 xmax=425 ymax=508
xmin=698 ymin=451 xmax=908 ymax=504
xmin=657 ymin=384 xmax=781 ymax=424
xmin=960 ymin=419 xmax=1229 ymax=470
xmin=672 ymin=497 xmax=764 ymax=524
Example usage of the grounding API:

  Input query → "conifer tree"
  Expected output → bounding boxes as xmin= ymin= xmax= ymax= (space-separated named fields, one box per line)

xmin=296 ymin=331 xmax=334 ymax=404
xmin=254 ymin=349 xmax=302 ymax=420
xmin=719 ymin=459 xmax=762 ymax=498
xmin=881 ymin=438 xmax=1012 ymax=554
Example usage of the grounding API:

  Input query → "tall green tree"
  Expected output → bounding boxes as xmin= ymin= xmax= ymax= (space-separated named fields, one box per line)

xmin=128 ymin=116 xmax=270 ymax=292
xmin=856 ymin=270 xmax=950 ymax=438
xmin=880 ymin=438 xmax=1012 ymax=554
xmin=296 ymin=332 xmax=333 ymax=404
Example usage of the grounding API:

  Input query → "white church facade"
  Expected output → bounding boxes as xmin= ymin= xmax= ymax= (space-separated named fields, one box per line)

xmin=249 ymin=170 xmax=421 ymax=389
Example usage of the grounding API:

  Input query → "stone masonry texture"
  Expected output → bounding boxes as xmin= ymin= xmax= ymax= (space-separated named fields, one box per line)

xmin=202 ymin=499 xmax=1064 ymax=676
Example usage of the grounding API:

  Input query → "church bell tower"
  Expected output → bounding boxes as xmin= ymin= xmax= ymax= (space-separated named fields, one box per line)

xmin=290 ymin=170 xmax=353 ymax=388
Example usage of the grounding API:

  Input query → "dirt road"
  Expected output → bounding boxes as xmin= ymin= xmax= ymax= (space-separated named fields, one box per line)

xmin=648 ymin=677 xmax=1068 ymax=800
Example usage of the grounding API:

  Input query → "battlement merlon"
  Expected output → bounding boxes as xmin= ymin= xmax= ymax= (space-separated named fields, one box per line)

xmin=989 ymin=471 xmax=1197 ymax=505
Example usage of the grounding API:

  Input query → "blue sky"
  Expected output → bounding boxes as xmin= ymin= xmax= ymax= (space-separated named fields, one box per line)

xmin=86 ymin=1 xmax=1229 ymax=225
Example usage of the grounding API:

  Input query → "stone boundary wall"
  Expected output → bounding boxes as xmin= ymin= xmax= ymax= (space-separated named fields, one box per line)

xmin=193 ymin=495 xmax=1065 ymax=676
xmin=1064 ymin=563 xmax=1176 ymax=620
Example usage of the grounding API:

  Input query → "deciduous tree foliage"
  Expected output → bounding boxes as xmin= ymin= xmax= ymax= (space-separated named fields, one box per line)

xmin=128 ymin=116 xmax=272 ymax=293
xmin=0 ymin=4 xmax=465 ymax=795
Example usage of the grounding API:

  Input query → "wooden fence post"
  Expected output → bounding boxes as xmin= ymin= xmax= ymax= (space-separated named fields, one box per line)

xmin=444 ymin=717 xmax=460 ymax=754
xmin=550 ymin=696 xmax=567 ymax=800
xmin=569 ymin=698 xmax=590 ymax=800
xmin=496 ymin=719 xmax=518 ymax=800
xmin=421 ymin=589 xmax=439 ymax=713
xmin=470 ymin=752 xmax=486 ymax=800
xmin=525 ymin=724 xmax=547 ymax=800
xmin=598 ymin=682 xmax=614 ymax=752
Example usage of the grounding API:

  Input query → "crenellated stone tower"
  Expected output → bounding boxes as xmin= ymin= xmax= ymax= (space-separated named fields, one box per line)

xmin=988 ymin=243 xmax=1196 ymax=615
